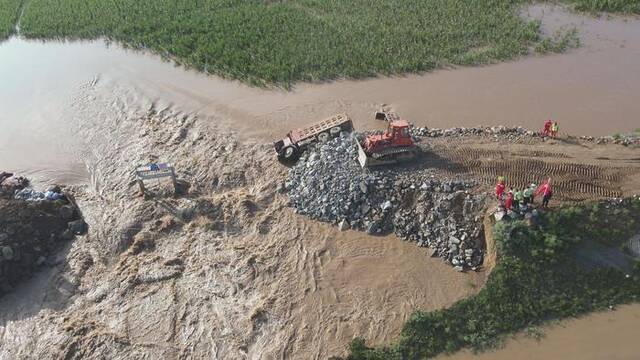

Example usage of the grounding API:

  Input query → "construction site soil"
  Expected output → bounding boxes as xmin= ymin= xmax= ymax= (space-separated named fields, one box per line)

xmin=1 ymin=4 xmax=640 ymax=360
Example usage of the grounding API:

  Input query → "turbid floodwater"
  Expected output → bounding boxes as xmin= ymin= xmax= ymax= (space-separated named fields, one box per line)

xmin=0 ymin=4 xmax=639 ymax=359
xmin=440 ymin=304 xmax=640 ymax=360
xmin=1 ymin=4 xmax=640 ymax=186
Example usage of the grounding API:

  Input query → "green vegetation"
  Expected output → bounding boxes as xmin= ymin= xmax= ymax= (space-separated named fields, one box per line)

xmin=346 ymin=198 xmax=640 ymax=359
xmin=535 ymin=27 xmax=580 ymax=54
xmin=568 ymin=0 xmax=640 ymax=14
xmin=18 ymin=0 xmax=546 ymax=86
xmin=0 ymin=0 xmax=22 ymax=40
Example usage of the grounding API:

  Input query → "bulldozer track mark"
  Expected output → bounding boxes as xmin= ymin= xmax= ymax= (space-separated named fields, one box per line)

xmin=428 ymin=145 xmax=636 ymax=201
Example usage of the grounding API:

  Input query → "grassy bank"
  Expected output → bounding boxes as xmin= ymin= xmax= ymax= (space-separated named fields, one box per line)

xmin=567 ymin=0 xmax=640 ymax=14
xmin=347 ymin=198 xmax=640 ymax=359
xmin=18 ymin=0 xmax=545 ymax=87
xmin=0 ymin=0 xmax=22 ymax=40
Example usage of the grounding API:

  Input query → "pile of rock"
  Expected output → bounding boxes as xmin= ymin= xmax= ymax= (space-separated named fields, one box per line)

xmin=578 ymin=134 xmax=640 ymax=147
xmin=411 ymin=125 xmax=535 ymax=140
xmin=285 ymin=134 xmax=489 ymax=271
xmin=0 ymin=182 xmax=86 ymax=296
xmin=492 ymin=203 xmax=540 ymax=223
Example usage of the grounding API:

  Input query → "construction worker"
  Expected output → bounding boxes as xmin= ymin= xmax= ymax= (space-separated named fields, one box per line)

xmin=504 ymin=190 xmax=514 ymax=210
xmin=523 ymin=183 xmax=535 ymax=204
xmin=551 ymin=122 xmax=560 ymax=137
xmin=542 ymin=119 xmax=552 ymax=137
xmin=495 ymin=176 xmax=506 ymax=201
xmin=536 ymin=178 xmax=553 ymax=208
xmin=514 ymin=189 xmax=524 ymax=209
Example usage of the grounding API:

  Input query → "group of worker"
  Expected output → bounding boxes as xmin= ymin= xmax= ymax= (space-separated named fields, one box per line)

xmin=542 ymin=119 xmax=560 ymax=138
xmin=495 ymin=176 xmax=554 ymax=211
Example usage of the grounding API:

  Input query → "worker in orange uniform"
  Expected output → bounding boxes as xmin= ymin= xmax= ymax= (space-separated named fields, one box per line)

xmin=504 ymin=190 xmax=514 ymax=210
xmin=536 ymin=178 xmax=553 ymax=208
xmin=495 ymin=176 xmax=506 ymax=201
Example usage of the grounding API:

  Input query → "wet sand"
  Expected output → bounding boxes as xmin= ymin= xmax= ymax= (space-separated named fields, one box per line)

xmin=439 ymin=304 xmax=640 ymax=360
xmin=1 ymin=5 xmax=640 ymax=185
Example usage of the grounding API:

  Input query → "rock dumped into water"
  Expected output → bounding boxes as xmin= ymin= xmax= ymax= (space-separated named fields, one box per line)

xmin=0 ymin=196 xmax=84 ymax=296
xmin=285 ymin=135 xmax=489 ymax=270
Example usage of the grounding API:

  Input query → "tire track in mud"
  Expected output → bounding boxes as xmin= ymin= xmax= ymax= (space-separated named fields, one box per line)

xmin=434 ymin=146 xmax=638 ymax=201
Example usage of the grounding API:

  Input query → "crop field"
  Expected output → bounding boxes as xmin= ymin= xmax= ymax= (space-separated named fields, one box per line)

xmin=19 ymin=0 xmax=546 ymax=86
xmin=0 ymin=0 xmax=22 ymax=40
xmin=569 ymin=0 xmax=640 ymax=13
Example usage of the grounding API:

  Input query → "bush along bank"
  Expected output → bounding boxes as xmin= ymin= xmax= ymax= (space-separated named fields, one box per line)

xmin=344 ymin=196 xmax=640 ymax=359
xmin=283 ymin=134 xmax=490 ymax=271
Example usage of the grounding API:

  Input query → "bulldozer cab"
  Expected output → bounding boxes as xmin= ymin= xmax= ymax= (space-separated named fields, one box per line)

xmin=388 ymin=120 xmax=411 ymax=139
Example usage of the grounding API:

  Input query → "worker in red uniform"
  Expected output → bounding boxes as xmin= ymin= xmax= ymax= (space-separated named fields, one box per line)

xmin=504 ymin=190 xmax=514 ymax=210
xmin=542 ymin=119 xmax=553 ymax=137
xmin=495 ymin=176 xmax=505 ymax=201
xmin=536 ymin=178 xmax=553 ymax=208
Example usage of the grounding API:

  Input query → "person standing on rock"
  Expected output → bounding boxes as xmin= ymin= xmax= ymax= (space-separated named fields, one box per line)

xmin=495 ymin=177 xmax=505 ymax=201
xmin=551 ymin=122 xmax=560 ymax=137
xmin=504 ymin=190 xmax=514 ymax=210
xmin=542 ymin=119 xmax=553 ymax=137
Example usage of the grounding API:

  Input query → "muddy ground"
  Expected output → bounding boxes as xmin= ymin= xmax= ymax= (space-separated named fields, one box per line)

xmin=0 ymin=75 xmax=638 ymax=359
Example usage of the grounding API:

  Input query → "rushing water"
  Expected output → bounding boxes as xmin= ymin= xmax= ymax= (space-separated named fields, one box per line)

xmin=1 ymin=5 xmax=640 ymax=186
xmin=0 ymin=4 xmax=639 ymax=358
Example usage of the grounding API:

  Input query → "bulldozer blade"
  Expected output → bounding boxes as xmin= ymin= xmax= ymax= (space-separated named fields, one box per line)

xmin=356 ymin=139 xmax=369 ymax=168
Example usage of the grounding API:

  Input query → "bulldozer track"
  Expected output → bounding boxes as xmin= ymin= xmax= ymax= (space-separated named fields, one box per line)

xmin=430 ymin=146 xmax=638 ymax=201
xmin=372 ymin=146 xmax=418 ymax=159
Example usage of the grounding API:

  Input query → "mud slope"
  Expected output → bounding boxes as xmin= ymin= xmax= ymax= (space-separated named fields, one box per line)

xmin=0 ymin=78 xmax=484 ymax=359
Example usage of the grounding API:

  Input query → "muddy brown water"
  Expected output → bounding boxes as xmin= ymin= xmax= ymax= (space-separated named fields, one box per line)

xmin=1 ymin=4 xmax=640 ymax=186
xmin=0 ymin=4 xmax=639 ymax=358
xmin=439 ymin=303 xmax=640 ymax=360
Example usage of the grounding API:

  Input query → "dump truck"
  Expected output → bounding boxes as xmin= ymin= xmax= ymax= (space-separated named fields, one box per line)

xmin=274 ymin=113 xmax=354 ymax=162
xmin=356 ymin=112 xmax=419 ymax=167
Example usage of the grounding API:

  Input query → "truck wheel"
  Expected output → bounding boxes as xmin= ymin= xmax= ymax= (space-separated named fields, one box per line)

xmin=330 ymin=127 xmax=341 ymax=137
xmin=318 ymin=132 xmax=330 ymax=143
xmin=280 ymin=146 xmax=300 ymax=162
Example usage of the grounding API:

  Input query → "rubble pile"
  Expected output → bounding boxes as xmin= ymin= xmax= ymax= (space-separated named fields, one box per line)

xmin=411 ymin=125 xmax=536 ymax=140
xmin=0 ymin=177 xmax=86 ymax=296
xmin=578 ymin=134 xmax=640 ymax=146
xmin=409 ymin=125 xmax=640 ymax=147
xmin=285 ymin=135 xmax=489 ymax=271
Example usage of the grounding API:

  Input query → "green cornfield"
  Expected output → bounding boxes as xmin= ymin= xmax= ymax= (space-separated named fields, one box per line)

xmin=18 ymin=0 xmax=544 ymax=86
xmin=570 ymin=0 xmax=640 ymax=13
xmin=0 ymin=0 xmax=23 ymax=40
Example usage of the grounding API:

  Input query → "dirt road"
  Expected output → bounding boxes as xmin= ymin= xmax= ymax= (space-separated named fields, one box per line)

xmin=421 ymin=136 xmax=640 ymax=201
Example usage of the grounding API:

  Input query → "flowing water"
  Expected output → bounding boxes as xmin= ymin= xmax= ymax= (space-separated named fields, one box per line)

xmin=440 ymin=304 xmax=640 ymax=360
xmin=0 ymin=4 xmax=639 ymax=357
xmin=1 ymin=4 xmax=640 ymax=186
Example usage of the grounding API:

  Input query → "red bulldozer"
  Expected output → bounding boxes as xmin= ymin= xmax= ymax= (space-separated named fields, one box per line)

xmin=356 ymin=112 xmax=419 ymax=167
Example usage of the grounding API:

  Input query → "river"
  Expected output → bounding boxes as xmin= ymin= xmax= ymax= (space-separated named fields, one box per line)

xmin=1 ymin=4 xmax=640 ymax=186
xmin=0 ymin=4 xmax=639 ymax=358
